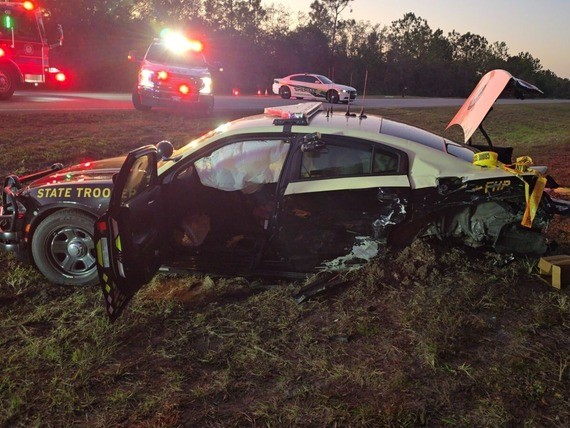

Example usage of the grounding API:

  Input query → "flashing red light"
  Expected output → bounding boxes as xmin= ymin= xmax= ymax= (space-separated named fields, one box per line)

xmin=257 ymin=89 xmax=262 ymax=95
xmin=189 ymin=40 xmax=203 ymax=52
xmin=55 ymin=72 xmax=66 ymax=82
xmin=157 ymin=70 xmax=168 ymax=80
xmin=179 ymin=84 xmax=190 ymax=95
xmin=232 ymin=89 xmax=240 ymax=96
xmin=0 ymin=48 xmax=4 ymax=58
xmin=22 ymin=1 xmax=35 ymax=10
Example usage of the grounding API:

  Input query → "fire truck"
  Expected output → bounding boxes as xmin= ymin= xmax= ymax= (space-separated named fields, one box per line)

xmin=0 ymin=1 xmax=64 ymax=100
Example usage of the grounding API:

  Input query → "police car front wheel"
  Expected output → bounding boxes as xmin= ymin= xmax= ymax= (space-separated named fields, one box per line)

xmin=326 ymin=90 xmax=340 ymax=104
xmin=31 ymin=209 xmax=99 ymax=286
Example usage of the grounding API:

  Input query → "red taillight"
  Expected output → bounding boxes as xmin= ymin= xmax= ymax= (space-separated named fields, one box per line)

xmin=157 ymin=70 xmax=168 ymax=80
xmin=0 ymin=48 xmax=4 ymax=57
xmin=232 ymin=88 xmax=240 ymax=96
xmin=55 ymin=72 xmax=66 ymax=82
xmin=96 ymin=221 xmax=107 ymax=232
xmin=179 ymin=84 xmax=190 ymax=95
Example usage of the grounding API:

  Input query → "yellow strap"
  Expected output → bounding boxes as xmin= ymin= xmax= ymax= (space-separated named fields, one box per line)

xmin=499 ymin=156 xmax=546 ymax=228
xmin=522 ymin=175 xmax=547 ymax=228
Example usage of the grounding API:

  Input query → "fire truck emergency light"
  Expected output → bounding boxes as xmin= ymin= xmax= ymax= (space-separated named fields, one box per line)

xmin=23 ymin=1 xmax=35 ymax=11
xmin=2 ymin=15 xmax=13 ymax=29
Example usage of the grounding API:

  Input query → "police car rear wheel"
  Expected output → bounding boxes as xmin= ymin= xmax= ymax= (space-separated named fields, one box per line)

xmin=279 ymin=86 xmax=291 ymax=99
xmin=32 ymin=209 xmax=98 ymax=286
xmin=0 ymin=66 xmax=16 ymax=101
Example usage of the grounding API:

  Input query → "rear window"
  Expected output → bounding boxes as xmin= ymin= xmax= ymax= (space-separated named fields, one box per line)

xmin=380 ymin=118 xmax=476 ymax=162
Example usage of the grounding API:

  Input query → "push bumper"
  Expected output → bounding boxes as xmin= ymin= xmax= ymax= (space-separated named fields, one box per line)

xmin=0 ymin=228 xmax=24 ymax=253
xmin=1 ymin=176 xmax=26 ymax=255
xmin=139 ymin=88 xmax=213 ymax=109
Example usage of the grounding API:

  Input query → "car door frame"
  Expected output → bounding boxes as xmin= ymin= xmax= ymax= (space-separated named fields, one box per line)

xmin=274 ymin=133 xmax=411 ymax=271
xmin=95 ymin=145 xmax=164 ymax=321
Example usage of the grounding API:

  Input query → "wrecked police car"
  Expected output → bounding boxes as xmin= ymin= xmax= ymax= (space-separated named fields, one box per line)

xmin=1 ymin=70 xmax=568 ymax=321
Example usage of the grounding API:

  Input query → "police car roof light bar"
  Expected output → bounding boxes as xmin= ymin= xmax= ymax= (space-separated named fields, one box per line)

xmin=265 ymin=102 xmax=322 ymax=126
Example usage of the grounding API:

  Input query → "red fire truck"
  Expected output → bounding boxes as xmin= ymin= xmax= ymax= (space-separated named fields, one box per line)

xmin=0 ymin=0 xmax=64 ymax=100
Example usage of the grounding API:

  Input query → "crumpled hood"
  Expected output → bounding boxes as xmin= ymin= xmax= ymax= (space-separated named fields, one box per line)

xmin=28 ymin=156 xmax=126 ymax=188
xmin=446 ymin=69 xmax=543 ymax=142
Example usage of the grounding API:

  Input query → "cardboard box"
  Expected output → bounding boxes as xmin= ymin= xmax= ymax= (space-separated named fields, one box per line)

xmin=538 ymin=255 xmax=570 ymax=289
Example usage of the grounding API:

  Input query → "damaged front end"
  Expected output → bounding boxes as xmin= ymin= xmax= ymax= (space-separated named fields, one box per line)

xmin=422 ymin=169 xmax=563 ymax=255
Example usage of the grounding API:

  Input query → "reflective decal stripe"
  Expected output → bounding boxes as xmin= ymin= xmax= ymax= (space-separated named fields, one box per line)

xmin=96 ymin=237 xmax=110 ymax=268
xmin=284 ymin=175 xmax=410 ymax=195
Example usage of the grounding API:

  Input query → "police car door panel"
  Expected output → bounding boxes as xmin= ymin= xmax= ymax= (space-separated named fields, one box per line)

xmin=276 ymin=139 xmax=410 ymax=271
xmin=95 ymin=146 xmax=163 ymax=321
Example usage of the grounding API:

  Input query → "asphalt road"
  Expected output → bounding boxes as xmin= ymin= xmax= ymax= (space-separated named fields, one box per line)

xmin=1 ymin=90 xmax=567 ymax=113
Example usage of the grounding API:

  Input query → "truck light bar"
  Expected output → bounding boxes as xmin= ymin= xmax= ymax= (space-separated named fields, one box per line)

xmin=265 ymin=102 xmax=322 ymax=126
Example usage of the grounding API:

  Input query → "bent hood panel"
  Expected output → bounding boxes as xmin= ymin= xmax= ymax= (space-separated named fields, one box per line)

xmin=28 ymin=156 xmax=126 ymax=188
xmin=446 ymin=69 xmax=542 ymax=143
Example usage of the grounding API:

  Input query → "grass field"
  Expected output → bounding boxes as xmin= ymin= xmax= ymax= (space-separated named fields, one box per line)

xmin=1 ymin=104 xmax=569 ymax=426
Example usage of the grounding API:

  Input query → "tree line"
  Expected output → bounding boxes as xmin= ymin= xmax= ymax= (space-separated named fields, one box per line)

xmin=42 ymin=0 xmax=570 ymax=98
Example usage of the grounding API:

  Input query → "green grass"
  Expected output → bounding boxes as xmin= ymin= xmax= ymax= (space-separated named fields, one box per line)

xmin=1 ymin=104 xmax=569 ymax=426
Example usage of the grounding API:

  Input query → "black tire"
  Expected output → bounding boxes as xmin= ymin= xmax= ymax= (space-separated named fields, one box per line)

xmin=327 ymin=90 xmax=339 ymax=104
xmin=279 ymin=86 xmax=291 ymax=99
xmin=31 ymin=209 xmax=98 ymax=286
xmin=0 ymin=66 xmax=17 ymax=101
xmin=295 ymin=97 xmax=304 ymax=100
xmin=132 ymin=89 xmax=152 ymax=111
xmin=200 ymin=96 xmax=214 ymax=116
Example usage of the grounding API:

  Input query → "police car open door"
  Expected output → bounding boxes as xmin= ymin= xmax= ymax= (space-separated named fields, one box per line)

xmin=95 ymin=146 xmax=164 ymax=321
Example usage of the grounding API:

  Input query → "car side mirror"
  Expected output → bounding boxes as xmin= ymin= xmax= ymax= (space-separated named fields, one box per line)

xmin=49 ymin=24 xmax=64 ymax=49
xmin=209 ymin=61 xmax=223 ymax=73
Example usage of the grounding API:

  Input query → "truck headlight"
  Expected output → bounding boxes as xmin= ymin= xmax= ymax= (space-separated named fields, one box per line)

xmin=200 ymin=77 xmax=212 ymax=94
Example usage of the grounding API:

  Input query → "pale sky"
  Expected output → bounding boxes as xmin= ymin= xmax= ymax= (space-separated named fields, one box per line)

xmin=264 ymin=0 xmax=570 ymax=79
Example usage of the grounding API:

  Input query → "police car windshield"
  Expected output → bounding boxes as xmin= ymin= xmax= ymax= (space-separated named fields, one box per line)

xmin=317 ymin=75 xmax=333 ymax=84
xmin=146 ymin=43 xmax=206 ymax=67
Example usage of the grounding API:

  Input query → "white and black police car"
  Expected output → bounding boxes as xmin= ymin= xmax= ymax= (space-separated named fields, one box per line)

xmin=1 ymin=70 xmax=568 ymax=321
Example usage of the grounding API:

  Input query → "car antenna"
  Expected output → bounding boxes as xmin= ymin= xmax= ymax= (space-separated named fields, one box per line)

xmin=359 ymin=69 xmax=368 ymax=119
xmin=345 ymin=100 xmax=356 ymax=117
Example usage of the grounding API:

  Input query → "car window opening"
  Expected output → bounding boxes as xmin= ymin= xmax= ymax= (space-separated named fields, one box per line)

xmin=165 ymin=140 xmax=289 ymax=263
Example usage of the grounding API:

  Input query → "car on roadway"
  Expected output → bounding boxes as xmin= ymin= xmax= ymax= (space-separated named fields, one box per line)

xmin=129 ymin=29 xmax=215 ymax=115
xmin=1 ymin=70 xmax=569 ymax=321
xmin=272 ymin=73 xmax=357 ymax=103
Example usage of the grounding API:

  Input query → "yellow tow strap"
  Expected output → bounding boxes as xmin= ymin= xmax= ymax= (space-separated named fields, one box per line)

xmin=499 ymin=156 xmax=547 ymax=228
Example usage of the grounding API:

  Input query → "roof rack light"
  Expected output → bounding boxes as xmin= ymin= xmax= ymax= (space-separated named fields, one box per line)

xmin=265 ymin=102 xmax=322 ymax=126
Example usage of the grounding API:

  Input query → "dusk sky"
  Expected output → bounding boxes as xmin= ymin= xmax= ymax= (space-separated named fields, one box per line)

xmin=264 ymin=0 xmax=570 ymax=79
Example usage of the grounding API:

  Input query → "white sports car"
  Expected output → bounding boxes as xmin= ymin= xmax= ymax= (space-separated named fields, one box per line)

xmin=272 ymin=73 xmax=357 ymax=103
